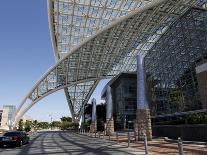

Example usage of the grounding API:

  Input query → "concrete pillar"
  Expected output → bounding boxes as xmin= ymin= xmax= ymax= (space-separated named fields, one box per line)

xmin=80 ymin=107 xmax=85 ymax=129
xmin=106 ymin=86 xmax=114 ymax=135
xmin=137 ymin=55 xmax=147 ymax=109
xmin=90 ymin=98 xmax=97 ymax=133
xmin=135 ymin=55 xmax=152 ymax=141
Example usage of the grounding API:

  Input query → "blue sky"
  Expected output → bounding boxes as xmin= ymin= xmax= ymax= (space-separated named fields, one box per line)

xmin=0 ymin=1 xmax=107 ymax=122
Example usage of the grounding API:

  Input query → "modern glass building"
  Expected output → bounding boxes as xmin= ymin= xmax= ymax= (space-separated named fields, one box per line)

xmin=144 ymin=8 xmax=207 ymax=116
xmin=102 ymin=73 xmax=137 ymax=130
xmin=102 ymin=8 xmax=207 ymax=131
xmin=3 ymin=105 xmax=16 ymax=127
xmin=14 ymin=0 xmax=207 ymax=127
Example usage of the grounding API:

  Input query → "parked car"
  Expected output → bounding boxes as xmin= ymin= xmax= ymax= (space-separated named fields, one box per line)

xmin=0 ymin=131 xmax=29 ymax=147
xmin=0 ymin=136 xmax=4 ymax=147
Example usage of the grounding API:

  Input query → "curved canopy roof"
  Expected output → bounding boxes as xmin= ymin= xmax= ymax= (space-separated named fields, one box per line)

xmin=48 ymin=0 xmax=156 ymax=59
xmin=14 ymin=0 xmax=207 ymax=125
xmin=48 ymin=0 xmax=159 ymax=121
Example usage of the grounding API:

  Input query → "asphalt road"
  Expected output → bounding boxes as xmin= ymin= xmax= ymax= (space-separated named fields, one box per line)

xmin=0 ymin=131 xmax=145 ymax=155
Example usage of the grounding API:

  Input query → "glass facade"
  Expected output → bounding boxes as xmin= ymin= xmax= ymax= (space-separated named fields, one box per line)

xmin=111 ymin=73 xmax=137 ymax=130
xmin=3 ymin=105 xmax=16 ymax=124
xmin=144 ymin=8 xmax=207 ymax=116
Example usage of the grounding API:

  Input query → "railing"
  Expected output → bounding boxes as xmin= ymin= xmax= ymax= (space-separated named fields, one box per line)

xmin=78 ymin=130 xmax=189 ymax=155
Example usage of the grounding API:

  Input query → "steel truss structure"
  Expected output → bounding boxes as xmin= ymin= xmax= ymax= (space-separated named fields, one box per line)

xmin=14 ymin=0 xmax=207 ymax=126
xmin=48 ymin=0 xmax=156 ymax=122
xmin=145 ymin=8 xmax=207 ymax=116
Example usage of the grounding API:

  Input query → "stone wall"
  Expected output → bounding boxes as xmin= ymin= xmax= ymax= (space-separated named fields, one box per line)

xmin=134 ymin=109 xmax=152 ymax=140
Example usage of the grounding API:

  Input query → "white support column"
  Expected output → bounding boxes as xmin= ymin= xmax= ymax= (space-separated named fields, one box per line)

xmin=137 ymin=55 xmax=148 ymax=109
xmin=90 ymin=98 xmax=97 ymax=133
xmin=106 ymin=86 xmax=114 ymax=135
xmin=80 ymin=107 xmax=85 ymax=129
xmin=135 ymin=55 xmax=152 ymax=141
xmin=92 ymin=98 xmax=96 ymax=122
xmin=82 ymin=108 xmax=85 ymax=123
xmin=106 ymin=86 xmax=113 ymax=119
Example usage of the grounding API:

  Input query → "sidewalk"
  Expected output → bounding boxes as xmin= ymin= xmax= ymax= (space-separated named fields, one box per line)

xmin=85 ymin=132 xmax=207 ymax=155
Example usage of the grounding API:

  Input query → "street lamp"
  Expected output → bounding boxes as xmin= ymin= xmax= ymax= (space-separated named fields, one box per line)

xmin=49 ymin=114 xmax=53 ymax=130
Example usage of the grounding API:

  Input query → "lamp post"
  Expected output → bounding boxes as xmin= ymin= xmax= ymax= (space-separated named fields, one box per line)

xmin=49 ymin=114 xmax=53 ymax=130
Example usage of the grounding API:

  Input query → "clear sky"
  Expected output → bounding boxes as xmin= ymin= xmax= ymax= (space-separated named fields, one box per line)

xmin=0 ymin=0 xmax=108 ymax=122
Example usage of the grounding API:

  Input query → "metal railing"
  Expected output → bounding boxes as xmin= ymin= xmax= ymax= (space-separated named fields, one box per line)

xmin=78 ymin=130 xmax=188 ymax=155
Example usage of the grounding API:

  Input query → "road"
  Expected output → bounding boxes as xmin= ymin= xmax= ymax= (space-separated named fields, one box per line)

xmin=0 ymin=131 xmax=145 ymax=155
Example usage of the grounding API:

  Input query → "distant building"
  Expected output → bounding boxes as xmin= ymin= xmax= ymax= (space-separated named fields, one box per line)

xmin=0 ymin=108 xmax=9 ymax=130
xmin=102 ymin=72 xmax=137 ymax=131
xmin=0 ymin=105 xmax=16 ymax=130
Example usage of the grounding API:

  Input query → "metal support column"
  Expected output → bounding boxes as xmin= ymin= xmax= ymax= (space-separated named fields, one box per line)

xmin=135 ymin=55 xmax=152 ymax=141
xmin=106 ymin=86 xmax=114 ymax=135
xmin=90 ymin=98 xmax=97 ymax=133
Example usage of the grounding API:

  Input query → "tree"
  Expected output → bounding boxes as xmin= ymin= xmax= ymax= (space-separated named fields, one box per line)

xmin=18 ymin=119 xmax=24 ymax=131
xmin=60 ymin=121 xmax=70 ymax=130
xmin=97 ymin=103 xmax=106 ymax=121
xmin=51 ymin=121 xmax=61 ymax=128
xmin=84 ymin=104 xmax=92 ymax=123
xmin=32 ymin=120 xmax=38 ymax=131
xmin=59 ymin=116 xmax=73 ymax=130
xmin=38 ymin=122 xmax=50 ymax=129
xmin=60 ymin=117 xmax=72 ymax=122
xmin=71 ymin=122 xmax=79 ymax=130
xmin=24 ymin=120 xmax=32 ymax=132
xmin=97 ymin=103 xmax=106 ymax=131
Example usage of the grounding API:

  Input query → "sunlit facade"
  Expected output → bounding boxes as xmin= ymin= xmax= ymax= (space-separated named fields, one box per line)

xmin=14 ymin=0 xmax=207 ymax=125
xmin=101 ymin=8 xmax=207 ymax=131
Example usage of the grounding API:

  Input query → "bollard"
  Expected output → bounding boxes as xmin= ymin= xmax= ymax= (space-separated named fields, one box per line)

xmin=109 ymin=134 xmax=111 ymax=140
xmin=127 ymin=132 xmax=130 ymax=147
xmin=95 ymin=131 xmax=96 ymax=138
xmin=98 ymin=132 xmax=100 ymax=138
xmin=178 ymin=137 xmax=184 ymax=155
xmin=103 ymin=131 xmax=105 ymax=139
xmin=116 ymin=132 xmax=119 ymax=144
xmin=144 ymin=134 xmax=148 ymax=155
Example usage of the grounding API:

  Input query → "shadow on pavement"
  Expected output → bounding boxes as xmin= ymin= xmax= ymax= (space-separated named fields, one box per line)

xmin=59 ymin=131 xmax=135 ymax=155
xmin=1 ymin=131 xmax=138 ymax=155
xmin=16 ymin=132 xmax=45 ymax=155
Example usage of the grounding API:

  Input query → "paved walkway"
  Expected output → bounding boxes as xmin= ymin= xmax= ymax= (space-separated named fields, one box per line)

xmin=87 ymin=132 xmax=207 ymax=155
xmin=0 ymin=131 xmax=145 ymax=155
